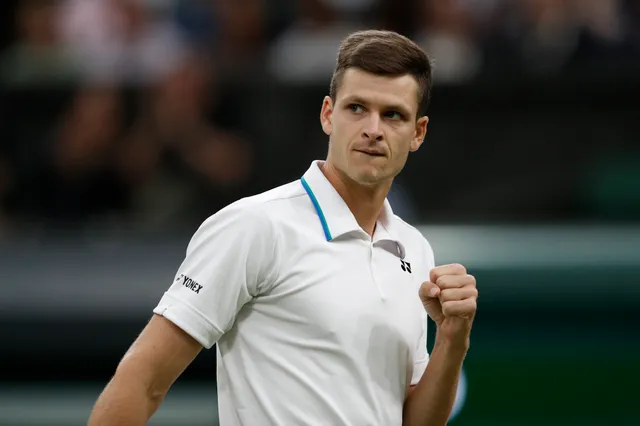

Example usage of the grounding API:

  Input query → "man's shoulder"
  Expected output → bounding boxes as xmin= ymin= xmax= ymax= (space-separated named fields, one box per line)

xmin=205 ymin=179 xmax=307 ymax=227
xmin=231 ymin=179 xmax=306 ymax=213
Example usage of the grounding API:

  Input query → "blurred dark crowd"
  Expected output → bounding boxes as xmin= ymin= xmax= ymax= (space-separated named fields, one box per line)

xmin=0 ymin=0 xmax=639 ymax=236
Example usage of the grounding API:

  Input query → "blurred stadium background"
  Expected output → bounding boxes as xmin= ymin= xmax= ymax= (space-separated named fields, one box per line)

xmin=0 ymin=0 xmax=639 ymax=425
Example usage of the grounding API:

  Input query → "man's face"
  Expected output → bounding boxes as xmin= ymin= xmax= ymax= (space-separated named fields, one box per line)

xmin=320 ymin=68 xmax=428 ymax=186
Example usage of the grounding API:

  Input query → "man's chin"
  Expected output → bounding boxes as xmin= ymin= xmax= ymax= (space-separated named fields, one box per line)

xmin=350 ymin=166 xmax=389 ymax=186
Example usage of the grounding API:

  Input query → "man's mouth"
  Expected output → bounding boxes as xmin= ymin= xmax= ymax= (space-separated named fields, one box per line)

xmin=355 ymin=149 xmax=386 ymax=157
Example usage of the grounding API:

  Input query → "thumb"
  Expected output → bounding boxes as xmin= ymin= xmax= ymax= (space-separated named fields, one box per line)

xmin=419 ymin=281 xmax=443 ymax=324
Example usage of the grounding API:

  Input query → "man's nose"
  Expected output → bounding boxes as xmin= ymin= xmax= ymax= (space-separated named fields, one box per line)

xmin=362 ymin=114 xmax=383 ymax=141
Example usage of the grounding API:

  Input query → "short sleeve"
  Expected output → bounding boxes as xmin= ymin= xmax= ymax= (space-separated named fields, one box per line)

xmin=411 ymin=310 xmax=429 ymax=385
xmin=411 ymin=236 xmax=436 ymax=385
xmin=153 ymin=205 xmax=280 ymax=349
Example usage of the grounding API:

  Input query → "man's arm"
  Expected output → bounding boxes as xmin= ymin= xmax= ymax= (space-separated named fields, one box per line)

xmin=403 ymin=332 xmax=467 ymax=426
xmin=87 ymin=314 xmax=202 ymax=426
xmin=403 ymin=264 xmax=477 ymax=426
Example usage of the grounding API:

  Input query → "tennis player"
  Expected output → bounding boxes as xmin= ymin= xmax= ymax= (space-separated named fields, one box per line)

xmin=88 ymin=29 xmax=478 ymax=426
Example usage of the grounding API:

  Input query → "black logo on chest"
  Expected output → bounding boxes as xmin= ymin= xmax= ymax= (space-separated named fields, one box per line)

xmin=400 ymin=260 xmax=412 ymax=274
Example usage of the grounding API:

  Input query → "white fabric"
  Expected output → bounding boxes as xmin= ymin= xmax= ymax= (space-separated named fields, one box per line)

xmin=154 ymin=161 xmax=435 ymax=425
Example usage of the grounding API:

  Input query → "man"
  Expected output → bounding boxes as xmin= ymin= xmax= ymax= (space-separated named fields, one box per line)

xmin=88 ymin=30 xmax=478 ymax=426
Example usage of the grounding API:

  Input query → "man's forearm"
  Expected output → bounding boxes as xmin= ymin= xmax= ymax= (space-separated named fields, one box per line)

xmin=87 ymin=372 xmax=161 ymax=426
xmin=402 ymin=333 xmax=468 ymax=426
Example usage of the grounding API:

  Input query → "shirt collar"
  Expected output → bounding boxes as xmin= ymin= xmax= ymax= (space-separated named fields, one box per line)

xmin=300 ymin=161 xmax=405 ymax=257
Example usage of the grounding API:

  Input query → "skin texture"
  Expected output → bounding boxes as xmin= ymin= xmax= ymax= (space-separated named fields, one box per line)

xmin=319 ymin=68 xmax=428 ymax=236
xmin=87 ymin=315 xmax=202 ymax=426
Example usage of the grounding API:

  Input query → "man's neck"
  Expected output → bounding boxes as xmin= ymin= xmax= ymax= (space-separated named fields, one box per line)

xmin=320 ymin=161 xmax=391 ymax=237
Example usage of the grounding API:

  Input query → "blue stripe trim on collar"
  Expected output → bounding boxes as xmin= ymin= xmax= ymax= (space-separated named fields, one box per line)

xmin=301 ymin=177 xmax=332 ymax=241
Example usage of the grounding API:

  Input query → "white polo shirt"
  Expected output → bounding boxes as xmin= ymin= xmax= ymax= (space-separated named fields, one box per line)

xmin=154 ymin=161 xmax=436 ymax=426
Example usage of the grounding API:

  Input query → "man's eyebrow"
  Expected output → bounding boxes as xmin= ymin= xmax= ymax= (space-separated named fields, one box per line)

xmin=342 ymin=96 xmax=412 ymax=116
xmin=342 ymin=95 xmax=369 ymax=106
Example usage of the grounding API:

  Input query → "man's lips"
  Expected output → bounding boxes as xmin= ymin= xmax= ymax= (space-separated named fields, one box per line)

xmin=354 ymin=149 xmax=386 ymax=157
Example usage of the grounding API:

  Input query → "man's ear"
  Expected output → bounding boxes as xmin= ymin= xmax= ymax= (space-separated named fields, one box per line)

xmin=410 ymin=116 xmax=429 ymax=152
xmin=320 ymin=96 xmax=334 ymax=136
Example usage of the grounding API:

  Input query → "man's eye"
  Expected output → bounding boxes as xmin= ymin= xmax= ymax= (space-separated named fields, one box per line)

xmin=349 ymin=104 xmax=364 ymax=113
xmin=384 ymin=111 xmax=402 ymax=120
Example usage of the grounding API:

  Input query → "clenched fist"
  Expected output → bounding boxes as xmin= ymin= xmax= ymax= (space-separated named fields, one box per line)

xmin=419 ymin=264 xmax=477 ymax=343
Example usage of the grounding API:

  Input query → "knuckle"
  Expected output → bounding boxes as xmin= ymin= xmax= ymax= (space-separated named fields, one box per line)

xmin=468 ymin=299 xmax=477 ymax=312
xmin=431 ymin=266 xmax=443 ymax=277
xmin=453 ymin=263 xmax=467 ymax=274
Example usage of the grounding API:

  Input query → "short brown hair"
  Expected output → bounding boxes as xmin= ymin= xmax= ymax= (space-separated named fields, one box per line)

xmin=329 ymin=30 xmax=433 ymax=117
